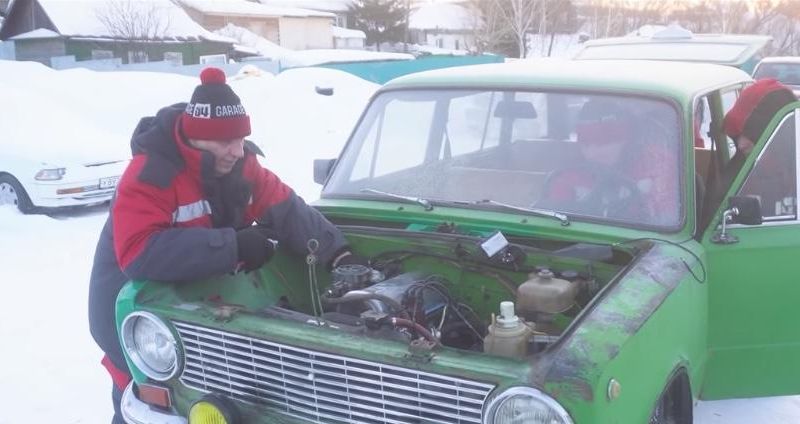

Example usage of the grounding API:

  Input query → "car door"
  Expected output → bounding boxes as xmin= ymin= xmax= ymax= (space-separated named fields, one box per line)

xmin=702 ymin=107 xmax=800 ymax=400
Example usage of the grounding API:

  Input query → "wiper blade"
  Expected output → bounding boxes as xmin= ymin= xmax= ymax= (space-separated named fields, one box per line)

xmin=469 ymin=199 xmax=570 ymax=226
xmin=359 ymin=189 xmax=434 ymax=211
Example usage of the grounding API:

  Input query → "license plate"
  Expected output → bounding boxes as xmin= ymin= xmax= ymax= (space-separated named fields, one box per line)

xmin=99 ymin=176 xmax=120 ymax=189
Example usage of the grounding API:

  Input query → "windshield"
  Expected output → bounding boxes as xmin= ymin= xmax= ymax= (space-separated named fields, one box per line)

xmin=576 ymin=42 xmax=750 ymax=64
xmin=754 ymin=63 xmax=800 ymax=86
xmin=324 ymin=89 xmax=683 ymax=229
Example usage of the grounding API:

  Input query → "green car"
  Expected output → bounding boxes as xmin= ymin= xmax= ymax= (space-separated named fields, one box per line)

xmin=116 ymin=58 xmax=800 ymax=424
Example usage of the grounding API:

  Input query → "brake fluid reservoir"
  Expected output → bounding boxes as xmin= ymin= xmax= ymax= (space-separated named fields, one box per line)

xmin=516 ymin=269 xmax=578 ymax=317
xmin=484 ymin=301 xmax=533 ymax=359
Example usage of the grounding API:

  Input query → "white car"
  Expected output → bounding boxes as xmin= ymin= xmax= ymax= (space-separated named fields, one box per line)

xmin=0 ymin=154 xmax=128 ymax=213
xmin=753 ymin=56 xmax=800 ymax=97
xmin=1 ymin=66 xmax=130 ymax=214
xmin=573 ymin=24 xmax=771 ymax=73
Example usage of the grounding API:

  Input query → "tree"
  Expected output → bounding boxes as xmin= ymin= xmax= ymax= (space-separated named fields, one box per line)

xmin=467 ymin=0 xmax=517 ymax=56
xmin=349 ymin=0 xmax=407 ymax=52
xmin=491 ymin=0 xmax=539 ymax=58
xmin=95 ymin=0 xmax=171 ymax=63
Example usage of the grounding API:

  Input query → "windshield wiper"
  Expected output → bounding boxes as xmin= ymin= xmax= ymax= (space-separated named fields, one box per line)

xmin=359 ymin=189 xmax=434 ymax=211
xmin=465 ymin=199 xmax=570 ymax=226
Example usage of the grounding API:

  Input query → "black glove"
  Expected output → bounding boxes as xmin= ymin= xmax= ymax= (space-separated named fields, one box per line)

xmin=330 ymin=250 xmax=370 ymax=269
xmin=235 ymin=227 xmax=276 ymax=273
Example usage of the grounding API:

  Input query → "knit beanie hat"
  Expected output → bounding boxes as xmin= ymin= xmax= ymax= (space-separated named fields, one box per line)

xmin=181 ymin=67 xmax=251 ymax=141
xmin=576 ymin=99 xmax=633 ymax=146
xmin=724 ymin=78 xmax=795 ymax=142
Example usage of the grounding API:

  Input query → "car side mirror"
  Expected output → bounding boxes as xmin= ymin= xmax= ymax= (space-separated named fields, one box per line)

xmin=711 ymin=195 xmax=762 ymax=244
xmin=728 ymin=195 xmax=762 ymax=225
xmin=313 ymin=158 xmax=336 ymax=185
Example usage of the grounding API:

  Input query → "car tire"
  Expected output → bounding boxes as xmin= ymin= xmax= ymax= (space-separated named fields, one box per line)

xmin=649 ymin=371 xmax=693 ymax=424
xmin=0 ymin=174 xmax=35 ymax=214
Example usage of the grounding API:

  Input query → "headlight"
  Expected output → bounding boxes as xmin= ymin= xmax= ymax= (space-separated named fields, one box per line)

xmin=34 ymin=168 xmax=66 ymax=180
xmin=121 ymin=312 xmax=180 ymax=381
xmin=485 ymin=387 xmax=573 ymax=424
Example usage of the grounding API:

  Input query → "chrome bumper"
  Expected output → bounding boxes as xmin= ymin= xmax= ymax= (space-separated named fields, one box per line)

xmin=121 ymin=382 xmax=187 ymax=424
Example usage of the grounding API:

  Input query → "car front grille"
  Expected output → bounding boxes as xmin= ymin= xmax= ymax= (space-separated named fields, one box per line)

xmin=174 ymin=321 xmax=494 ymax=424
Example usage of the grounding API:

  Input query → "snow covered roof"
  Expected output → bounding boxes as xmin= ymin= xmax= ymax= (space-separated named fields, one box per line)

xmin=409 ymin=2 xmax=474 ymax=31
xmin=214 ymin=23 xmax=292 ymax=60
xmin=180 ymin=0 xmax=334 ymax=18
xmin=332 ymin=25 xmax=364 ymax=39
xmin=258 ymin=0 xmax=354 ymax=14
xmin=9 ymin=28 xmax=60 ymax=40
xmin=35 ymin=0 xmax=235 ymax=43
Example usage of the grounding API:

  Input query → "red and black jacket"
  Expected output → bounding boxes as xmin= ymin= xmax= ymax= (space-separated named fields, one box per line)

xmin=89 ymin=104 xmax=347 ymax=383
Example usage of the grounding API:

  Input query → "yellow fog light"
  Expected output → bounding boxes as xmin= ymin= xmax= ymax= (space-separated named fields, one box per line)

xmin=188 ymin=394 xmax=238 ymax=424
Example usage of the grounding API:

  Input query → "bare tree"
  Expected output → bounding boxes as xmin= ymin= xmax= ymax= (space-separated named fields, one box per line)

xmin=492 ymin=0 xmax=539 ymax=58
xmin=95 ymin=0 xmax=172 ymax=63
xmin=466 ymin=0 xmax=515 ymax=56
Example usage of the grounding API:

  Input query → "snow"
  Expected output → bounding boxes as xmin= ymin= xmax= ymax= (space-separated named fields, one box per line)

xmin=0 ymin=58 xmax=376 ymax=423
xmin=409 ymin=2 xmax=474 ymax=31
xmin=333 ymin=25 xmax=366 ymax=39
xmin=527 ymin=33 xmax=587 ymax=58
xmin=214 ymin=24 xmax=409 ymax=66
xmin=36 ymin=0 xmax=234 ymax=42
xmin=282 ymin=49 xmax=413 ymax=67
xmin=8 ymin=28 xmax=60 ymax=40
xmin=215 ymin=23 xmax=293 ymax=60
xmin=257 ymin=0 xmax=354 ymax=14
xmin=2 ymin=48 xmax=800 ymax=424
xmin=179 ymin=0 xmax=334 ymax=18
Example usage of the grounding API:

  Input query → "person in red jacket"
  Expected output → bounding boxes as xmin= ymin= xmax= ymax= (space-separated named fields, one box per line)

xmin=88 ymin=67 xmax=360 ymax=423
xmin=539 ymin=98 xmax=680 ymax=226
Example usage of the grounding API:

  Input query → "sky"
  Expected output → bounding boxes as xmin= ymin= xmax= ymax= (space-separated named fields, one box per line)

xmin=1 ymin=58 xmax=799 ymax=423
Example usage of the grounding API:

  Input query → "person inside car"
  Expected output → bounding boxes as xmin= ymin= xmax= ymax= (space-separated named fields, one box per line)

xmin=539 ymin=98 xmax=679 ymax=225
xmin=88 ymin=67 xmax=365 ymax=423
xmin=702 ymin=78 xmax=796 ymax=225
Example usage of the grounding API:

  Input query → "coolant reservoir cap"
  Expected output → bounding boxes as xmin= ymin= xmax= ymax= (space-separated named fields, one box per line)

xmin=332 ymin=264 xmax=372 ymax=286
xmin=496 ymin=301 xmax=521 ymax=328
xmin=537 ymin=268 xmax=554 ymax=279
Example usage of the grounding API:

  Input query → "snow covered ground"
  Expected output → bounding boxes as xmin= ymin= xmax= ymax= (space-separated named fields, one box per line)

xmin=1 ymin=60 xmax=799 ymax=423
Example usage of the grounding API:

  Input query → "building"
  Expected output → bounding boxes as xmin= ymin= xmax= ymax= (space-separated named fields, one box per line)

xmin=179 ymin=0 xmax=335 ymax=50
xmin=332 ymin=25 xmax=364 ymax=49
xmin=260 ymin=0 xmax=353 ymax=29
xmin=0 ymin=0 xmax=235 ymax=67
xmin=409 ymin=1 xmax=475 ymax=52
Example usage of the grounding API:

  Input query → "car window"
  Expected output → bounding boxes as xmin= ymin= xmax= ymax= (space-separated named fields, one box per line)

xmin=326 ymin=89 xmax=684 ymax=230
xmin=694 ymin=96 xmax=713 ymax=149
xmin=350 ymin=95 xmax=433 ymax=180
xmin=722 ymin=88 xmax=740 ymax=157
xmin=510 ymin=92 xmax=549 ymax=142
xmin=576 ymin=42 xmax=750 ymax=63
xmin=445 ymin=91 xmax=502 ymax=156
xmin=754 ymin=63 xmax=800 ymax=86
xmin=737 ymin=112 xmax=797 ymax=221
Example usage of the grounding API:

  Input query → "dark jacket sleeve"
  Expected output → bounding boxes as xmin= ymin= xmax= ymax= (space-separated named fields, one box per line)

xmin=245 ymin=157 xmax=348 ymax=266
xmin=112 ymin=157 xmax=238 ymax=282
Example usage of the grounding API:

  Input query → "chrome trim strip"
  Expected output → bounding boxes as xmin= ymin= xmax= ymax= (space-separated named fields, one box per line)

xmin=174 ymin=321 xmax=493 ymax=424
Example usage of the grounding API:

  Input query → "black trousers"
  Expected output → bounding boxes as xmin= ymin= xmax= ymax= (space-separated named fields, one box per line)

xmin=112 ymin=384 xmax=125 ymax=424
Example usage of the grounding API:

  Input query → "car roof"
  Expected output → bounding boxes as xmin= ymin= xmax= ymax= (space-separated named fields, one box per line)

xmin=573 ymin=26 xmax=771 ymax=67
xmin=383 ymin=58 xmax=752 ymax=101
xmin=758 ymin=56 xmax=800 ymax=65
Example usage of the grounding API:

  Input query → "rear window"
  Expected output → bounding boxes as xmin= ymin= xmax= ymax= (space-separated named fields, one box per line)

xmin=576 ymin=43 xmax=750 ymax=63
